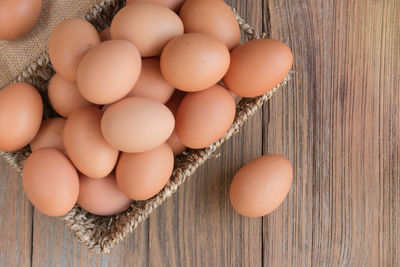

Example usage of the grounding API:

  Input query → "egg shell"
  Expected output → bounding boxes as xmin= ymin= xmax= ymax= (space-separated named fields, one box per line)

xmin=160 ymin=33 xmax=230 ymax=92
xmin=165 ymin=90 xmax=186 ymax=155
xmin=22 ymin=148 xmax=79 ymax=217
xmin=111 ymin=2 xmax=184 ymax=57
xmin=229 ymin=155 xmax=293 ymax=218
xmin=128 ymin=57 xmax=175 ymax=103
xmin=30 ymin=118 xmax=66 ymax=154
xmin=175 ymin=84 xmax=235 ymax=149
xmin=0 ymin=0 xmax=42 ymax=40
xmin=179 ymin=0 xmax=240 ymax=50
xmin=77 ymin=172 xmax=133 ymax=216
xmin=116 ymin=143 xmax=174 ymax=200
xmin=0 ymin=82 xmax=43 ymax=152
xmin=48 ymin=73 xmax=94 ymax=118
xmin=101 ymin=97 xmax=175 ymax=153
xmin=63 ymin=107 xmax=119 ymax=179
xmin=99 ymin=27 xmax=112 ymax=42
xmin=77 ymin=40 xmax=141 ymax=105
xmin=126 ymin=0 xmax=186 ymax=12
xmin=223 ymin=39 xmax=293 ymax=97
xmin=48 ymin=18 xmax=100 ymax=82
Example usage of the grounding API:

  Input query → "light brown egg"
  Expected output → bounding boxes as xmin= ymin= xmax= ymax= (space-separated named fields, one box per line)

xmin=160 ymin=33 xmax=230 ymax=92
xmin=0 ymin=0 xmax=42 ymax=40
xmin=48 ymin=18 xmax=100 ymax=82
xmin=175 ymin=84 xmax=235 ymax=149
xmin=229 ymin=155 xmax=293 ymax=218
xmin=22 ymin=148 xmax=79 ymax=217
xmin=0 ymin=82 xmax=43 ymax=152
xmin=101 ymin=97 xmax=175 ymax=153
xmin=63 ymin=107 xmax=119 ymax=179
xmin=77 ymin=40 xmax=141 ymax=105
xmin=179 ymin=0 xmax=240 ymax=50
xmin=30 ymin=118 xmax=66 ymax=154
xmin=110 ymin=2 xmax=184 ymax=57
xmin=116 ymin=143 xmax=174 ymax=200
xmin=77 ymin=172 xmax=132 ymax=216
xmin=99 ymin=27 xmax=112 ymax=42
xmin=126 ymin=0 xmax=186 ymax=12
xmin=128 ymin=57 xmax=175 ymax=103
xmin=48 ymin=73 xmax=94 ymax=118
xmin=165 ymin=90 xmax=186 ymax=155
xmin=224 ymin=39 xmax=293 ymax=97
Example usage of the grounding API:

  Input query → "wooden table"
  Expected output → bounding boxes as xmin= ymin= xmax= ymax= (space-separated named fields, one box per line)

xmin=1 ymin=0 xmax=399 ymax=266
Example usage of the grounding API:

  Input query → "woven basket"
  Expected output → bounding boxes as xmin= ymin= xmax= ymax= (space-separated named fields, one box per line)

xmin=0 ymin=0 xmax=288 ymax=254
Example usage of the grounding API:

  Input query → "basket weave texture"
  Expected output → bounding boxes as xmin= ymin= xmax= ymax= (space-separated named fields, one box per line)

xmin=0 ymin=0 xmax=288 ymax=254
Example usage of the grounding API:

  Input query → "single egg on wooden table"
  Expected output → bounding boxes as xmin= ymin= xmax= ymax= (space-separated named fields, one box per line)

xmin=179 ymin=0 xmax=240 ymax=50
xmin=0 ymin=82 xmax=43 ymax=152
xmin=30 ymin=118 xmax=66 ymax=154
xmin=77 ymin=40 xmax=141 ymax=105
xmin=48 ymin=73 xmax=94 ymax=118
xmin=127 ymin=57 xmax=175 ymax=104
xmin=77 ymin=172 xmax=133 ymax=216
xmin=160 ymin=33 xmax=230 ymax=92
xmin=110 ymin=2 xmax=184 ymax=57
xmin=165 ymin=90 xmax=187 ymax=155
xmin=22 ymin=148 xmax=79 ymax=217
xmin=175 ymin=84 xmax=236 ymax=149
xmin=126 ymin=0 xmax=187 ymax=12
xmin=48 ymin=18 xmax=100 ymax=82
xmin=0 ymin=0 xmax=42 ymax=40
xmin=116 ymin=143 xmax=174 ymax=200
xmin=101 ymin=97 xmax=175 ymax=153
xmin=99 ymin=27 xmax=112 ymax=42
xmin=229 ymin=155 xmax=293 ymax=218
xmin=63 ymin=107 xmax=119 ymax=179
xmin=223 ymin=39 xmax=293 ymax=97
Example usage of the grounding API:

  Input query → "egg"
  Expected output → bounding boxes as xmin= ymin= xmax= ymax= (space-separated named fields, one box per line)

xmin=179 ymin=0 xmax=240 ymax=50
xmin=165 ymin=90 xmax=186 ymax=155
xmin=223 ymin=39 xmax=293 ymax=97
xmin=30 ymin=118 xmax=66 ymax=153
xmin=0 ymin=0 xmax=42 ymax=40
xmin=175 ymin=84 xmax=235 ymax=149
xmin=48 ymin=73 xmax=94 ymax=117
xmin=116 ymin=143 xmax=174 ymax=200
xmin=229 ymin=155 xmax=293 ymax=217
xmin=77 ymin=40 xmax=141 ymax=105
xmin=110 ymin=2 xmax=184 ymax=57
xmin=126 ymin=0 xmax=186 ymax=12
xmin=48 ymin=18 xmax=100 ymax=82
xmin=101 ymin=97 xmax=175 ymax=153
xmin=160 ymin=33 xmax=230 ymax=92
xmin=77 ymin=172 xmax=132 ymax=216
xmin=0 ymin=82 xmax=43 ymax=152
xmin=22 ymin=148 xmax=79 ymax=217
xmin=128 ymin=57 xmax=175 ymax=103
xmin=99 ymin=27 xmax=112 ymax=42
xmin=63 ymin=107 xmax=119 ymax=179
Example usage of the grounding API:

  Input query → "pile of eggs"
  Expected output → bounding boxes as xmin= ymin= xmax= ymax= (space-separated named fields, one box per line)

xmin=0 ymin=0 xmax=293 ymax=218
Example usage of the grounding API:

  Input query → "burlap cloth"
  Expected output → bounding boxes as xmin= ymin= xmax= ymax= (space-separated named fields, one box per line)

xmin=0 ymin=0 xmax=289 ymax=254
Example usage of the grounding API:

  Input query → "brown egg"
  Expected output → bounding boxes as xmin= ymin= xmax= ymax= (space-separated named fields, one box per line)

xmin=224 ymin=39 xmax=293 ymax=97
xmin=175 ymin=84 xmax=235 ymax=149
xmin=99 ymin=27 xmax=112 ymax=42
xmin=77 ymin=40 xmax=141 ymax=105
xmin=110 ymin=2 xmax=184 ymax=57
xmin=160 ymin=33 xmax=230 ymax=92
xmin=126 ymin=0 xmax=186 ymax=12
xmin=179 ymin=0 xmax=240 ymax=50
xmin=229 ymin=155 xmax=293 ymax=218
xmin=22 ymin=148 xmax=79 ymax=217
xmin=77 ymin=172 xmax=132 ymax=216
xmin=30 ymin=118 xmax=66 ymax=154
xmin=63 ymin=107 xmax=119 ymax=179
xmin=128 ymin=57 xmax=175 ymax=103
xmin=48 ymin=18 xmax=100 ymax=82
xmin=0 ymin=82 xmax=43 ymax=152
xmin=165 ymin=90 xmax=186 ymax=155
xmin=48 ymin=73 xmax=94 ymax=117
xmin=116 ymin=143 xmax=174 ymax=200
xmin=0 ymin=0 xmax=42 ymax=40
xmin=101 ymin=97 xmax=175 ymax=153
